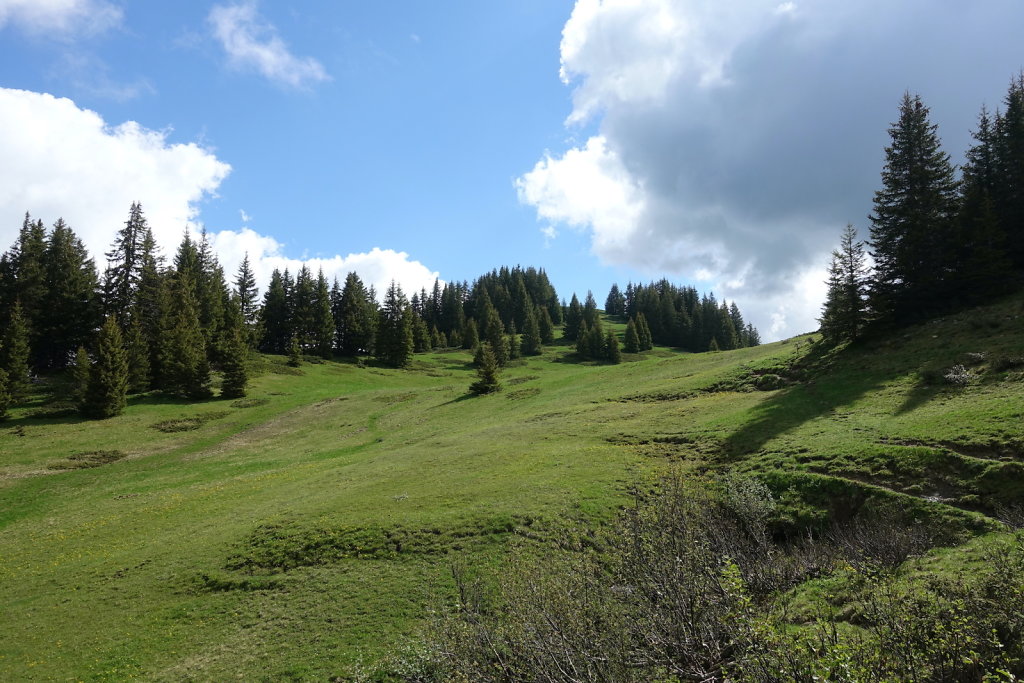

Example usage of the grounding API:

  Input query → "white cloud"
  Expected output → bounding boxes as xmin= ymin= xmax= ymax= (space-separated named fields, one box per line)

xmin=0 ymin=88 xmax=230 ymax=262
xmin=522 ymin=0 xmax=1024 ymax=340
xmin=208 ymin=2 xmax=330 ymax=89
xmin=208 ymin=229 xmax=440 ymax=301
xmin=0 ymin=88 xmax=439 ymax=306
xmin=239 ymin=209 xmax=251 ymax=223
xmin=0 ymin=0 xmax=122 ymax=37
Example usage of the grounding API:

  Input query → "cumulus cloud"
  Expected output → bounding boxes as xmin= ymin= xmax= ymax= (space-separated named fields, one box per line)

xmin=207 ymin=229 xmax=440 ymax=301
xmin=0 ymin=88 xmax=438 ymax=303
xmin=0 ymin=0 xmax=122 ymax=37
xmin=521 ymin=0 xmax=1024 ymax=339
xmin=208 ymin=1 xmax=330 ymax=89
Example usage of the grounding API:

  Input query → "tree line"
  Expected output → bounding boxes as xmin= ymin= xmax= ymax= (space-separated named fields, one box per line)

xmin=821 ymin=75 xmax=1024 ymax=344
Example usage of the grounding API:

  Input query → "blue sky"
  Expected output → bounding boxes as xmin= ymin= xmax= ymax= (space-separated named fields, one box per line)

xmin=2 ymin=1 xmax=1023 ymax=339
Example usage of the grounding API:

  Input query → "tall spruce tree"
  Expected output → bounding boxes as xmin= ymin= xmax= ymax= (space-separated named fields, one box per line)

xmin=869 ymin=93 xmax=959 ymax=323
xmin=376 ymin=281 xmax=414 ymax=367
xmin=564 ymin=293 xmax=583 ymax=341
xmin=462 ymin=318 xmax=479 ymax=349
xmin=40 ymin=218 xmax=100 ymax=368
xmin=605 ymin=329 xmax=622 ymax=364
xmin=1 ymin=301 xmax=31 ymax=398
xmin=0 ymin=368 xmax=9 ymax=420
xmin=220 ymin=298 xmax=249 ymax=398
xmin=313 ymin=270 xmax=334 ymax=359
xmin=234 ymin=253 xmax=260 ymax=344
xmin=819 ymin=224 xmax=869 ymax=345
xmin=483 ymin=304 xmax=508 ymax=366
xmin=81 ymin=316 xmax=128 ymax=419
xmin=521 ymin=306 xmax=542 ymax=356
xmin=537 ymin=305 xmax=555 ymax=345
xmin=124 ymin=315 xmax=151 ymax=393
xmin=103 ymin=203 xmax=148 ymax=322
xmin=72 ymin=346 xmax=90 ymax=402
xmin=624 ymin=318 xmax=641 ymax=353
xmin=161 ymin=276 xmax=211 ymax=399
xmin=469 ymin=342 xmax=501 ymax=395
xmin=336 ymin=272 xmax=377 ymax=355
xmin=260 ymin=269 xmax=291 ymax=353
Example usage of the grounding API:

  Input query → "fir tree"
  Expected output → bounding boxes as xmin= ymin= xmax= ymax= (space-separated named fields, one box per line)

xmin=376 ymin=281 xmax=414 ymax=367
xmin=234 ymin=253 xmax=260 ymax=344
xmin=565 ymin=293 xmax=583 ymax=341
xmin=605 ymin=283 xmax=625 ymax=317
xmin=483 ymin=305 xmax=508 ymax=366
xmin=81 ymin=316 xmax=128 ymax=419
xmin=869 ymin=93 xmax=959 ymax=323
xmin=431 ymin=326 xmax=447 ymax=349
xmin=521 ymin=307 xmax=542 ymax=356
xmin=469 ymin=342 xmax=501 ymax=395
xmin=582 ymin=291 xmax=599 ymax=327
xmin=103 ymin=202 xmax=148 ymax=322
xmin=336 ymin=272 xmax=377 ymax=355
xmin=412 ymin=312 xmax=432 ymax=352
xmin=576 ymin=321 xmax=591 ymax=359
xmin=605 ymin=329 xmax=622 ymax=364
xmin=220 ymin=300 xmax=249 ymax=398
xmin=507 ymin=321 xmax=521 ymax=360
xmin=709 ymin=337 xmax=721 ymax=352
xmin=72 ymin=346 xmax=90 ymax=402
xmin=313 ymin=270 xmax=334 ymax=359
xmin=462 ymin=318 xmax=479 ymax=350
xmin=0 ymin=368 xmax=9 ymax=420
xmin=537 ymin=305 xmax=555 ymax=345
xmin=287 ymin=334 xmax=303 ymax=367
xmin=124 ymin=316 xmax=151 ymax=393
xmin=40 ymin=218 xmax=100 ymax=368
xmin=624 ymin=318 xmax=641 ymax=353
xmin=819 ymin=224 xmax=869 ymax=345
xmin=260 ymin=269 xmax=291 ymax=354
xmin=0 ymin=301 xmax=31 ymax=399
xmin=636 ymin=312 xmax=653 ymax=351
xmin=161 ymin=276 xmax=211 ymax=399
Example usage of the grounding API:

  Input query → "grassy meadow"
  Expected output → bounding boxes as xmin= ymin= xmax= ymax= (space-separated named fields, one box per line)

xmin=1 ymin=294 xmax=1023 ymax=680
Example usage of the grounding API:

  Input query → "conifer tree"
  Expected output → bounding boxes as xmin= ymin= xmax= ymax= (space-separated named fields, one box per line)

xmin=1 ymin=301 xmax=31 ymax=398
xmin=103 ymin=202 xmax=148 ymax=322
xmin=260 ymin=269 xmax=291 ymax=354
xmin=586 ymin=319 xmax=606 ymax=359
xmin=412 ymin=312 xmax=432 ymax=352
xmin=709 ymin=337 xmax=721 ymax=352
xmin=124 ymin=316 xmax=151 ymax=393
xmin=161 ymin=276 xmax=211 ymax=399
xmin=220 ymin=299 xmax=249 ymax=398
xmin=313 ymin=270 xmax=334 ymax=359
xmin=507 ymin=321 xmax=521 ymax=360
xmin=72 ymin=346 xmax=90 ymax=402
xmin=582 ymin=290 xmax=599 ymax=327
xmin=483 ymin=305 xmax=508 ymax=366
xmin=537 ymin=305 xmax=555 ymax=345
xmin=40 ymin=219 xmax=99 ymax=368
xmin=993 ymin=74 xmax=1024 ymax=271
xmin=287 ymin=333 xmax=303 ymax=367
xmin=0 ymin=368 xmax=9 ymax=420
xmin=469 ymin=342 xmax=501 ymax=395
xmin=576 ymin=320 xmax=590 ymax=359
xmin=819 ymin=224 xmax=869 ymax=345
xmin=336 ymin=272 xmax=377 ymax=355
xmin=462 ymin=318 xmax=479 ymax=350
xmin=136 ymin=228 xmax=164 ymax=380
xmin=431 ymin=326 xmax=447 ymax=349
xmin=376 ymin=281 xmax=414 ymax=367
xmin=605 ymin=329 xmax=622 ymax=364
xmin=624 ymin=318 xmax=641 ymax=353
xmin=291 ymin=265 xmax=316 ymax=350
xmin=605 ymin=283 xmax=625 ymax=317
xmin=521 ymin=307 xmax=542 ymax=356
xmin=869 ymin=93 xmax=959 ymax=322
xmin=81 ymin=315 xmax=128 ymax=419
xmin=636 ymin=312 xmax=653 ymax=351
xmin=565 ymin=293 xmax=583 ymax=341
xmin=234 ymin=253 xmax=260 ymax=344
xmin=4 ymin=215 xmax=46 ymax=362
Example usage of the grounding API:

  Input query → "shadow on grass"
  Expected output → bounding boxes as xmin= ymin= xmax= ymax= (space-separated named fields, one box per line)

xmin=723 ymin=340 xmax=933 ymax=457
xmin=437 ymin=393 xmax=476 ymax=407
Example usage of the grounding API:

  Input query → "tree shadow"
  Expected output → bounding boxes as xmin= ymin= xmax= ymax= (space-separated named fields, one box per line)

xmin=722 ymin=340 xmax=928 ymax=457
xmin=437 ymin=393 xmax=476 ymax=407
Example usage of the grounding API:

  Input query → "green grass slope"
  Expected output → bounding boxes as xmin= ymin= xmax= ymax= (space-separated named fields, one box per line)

xmin=1 ymin=294 xmax=1022 ymax=680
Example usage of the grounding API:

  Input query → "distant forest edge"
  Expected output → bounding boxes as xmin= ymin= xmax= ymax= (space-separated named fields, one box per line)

xmin=0 ymin=202 xmax=760 ymax=419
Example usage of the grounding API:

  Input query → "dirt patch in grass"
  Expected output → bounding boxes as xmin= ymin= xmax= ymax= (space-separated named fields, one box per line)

xmin=506 ymin=388 xmax=541 ymax=400
xmin=230 ymin=397 xmax=270 ymax=409
xmin=49 ymin=450 xmax=127 ymax=470
xmin=151 ymin=411 xmax=231 ymax=433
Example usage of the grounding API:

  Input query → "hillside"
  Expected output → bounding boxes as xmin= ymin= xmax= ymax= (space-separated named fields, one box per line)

xmin=1 ymin=294 xmax=1022 ymax=680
